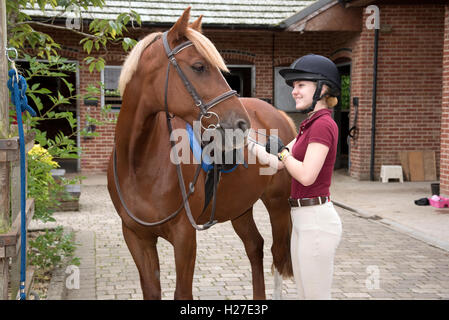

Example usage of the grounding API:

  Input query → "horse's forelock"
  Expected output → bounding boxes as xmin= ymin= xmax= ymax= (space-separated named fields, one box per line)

xmin=185 ymin=28 xmax=228 ymax=73
xmin=119 ymin=32 xmax=162 ymax=97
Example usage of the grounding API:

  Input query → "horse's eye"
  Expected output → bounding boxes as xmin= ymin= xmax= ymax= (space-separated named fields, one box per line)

xmin=191 ymin=63 xmax=205 ymax=73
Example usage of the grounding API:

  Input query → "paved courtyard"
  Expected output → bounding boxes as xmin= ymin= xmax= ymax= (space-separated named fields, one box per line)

xmin=31 ymin=178 xmax=449 ymax=300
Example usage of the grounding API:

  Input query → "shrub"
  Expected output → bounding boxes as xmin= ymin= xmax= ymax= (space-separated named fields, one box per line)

xmin=27 ymin=144 xmax=61 ymax=223
xmin=28 ymin=226 xmax=80 ymax=270
xmin=27 ymin=144 xmax=80 ymax=274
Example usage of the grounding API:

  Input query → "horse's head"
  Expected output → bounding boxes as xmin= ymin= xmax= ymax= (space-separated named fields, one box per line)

xmin=119 ymin=7 xmax=250 ymax=152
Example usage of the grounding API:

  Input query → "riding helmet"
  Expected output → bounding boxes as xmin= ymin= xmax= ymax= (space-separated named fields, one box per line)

xmin=279 ymin=54 xmax=341 ymax=92
xmin=279 ymin=54 xmax=341 ymax=113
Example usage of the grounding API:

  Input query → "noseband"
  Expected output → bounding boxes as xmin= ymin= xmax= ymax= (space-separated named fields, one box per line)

xmin=161 ymin=31 xmax=237 ymax=129
xmin=114 ymin=31 xmax=238 ymax=231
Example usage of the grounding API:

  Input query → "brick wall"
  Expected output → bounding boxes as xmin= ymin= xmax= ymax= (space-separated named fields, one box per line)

xmin=348 ymin=4 xmax=444 ymax=180
xmin=440 ymin=4 xmax=449 ymax=196
xmin=38 ymin=4 xmax=446 ymax=177
xmin=206 ymin=30 xmax=328 ymax=100
xmin=47 ymin=27 xmax=360 ymax=173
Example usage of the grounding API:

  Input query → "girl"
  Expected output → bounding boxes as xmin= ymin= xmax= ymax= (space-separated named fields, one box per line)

xmin=250 ymin=54 xmax=342 ymax=299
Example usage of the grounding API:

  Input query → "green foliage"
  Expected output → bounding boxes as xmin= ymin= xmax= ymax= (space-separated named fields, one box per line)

xmin=27 ymin=144 xmax=84 ymax=222
xmin=105 ymin=89 xmax=121 ymax=97
xmin=0 ymin=221 xmax=8 ymax=234
xmin=7 ymin=0 xmax=141 ymax=71
xmin=28 ymin=226 xmax=80 ymax=270
xmin=80 ymin=11 xmax=140 ymax=54
xmin=27 ymin=144 xmax=60 ymax=223
xmin=340 ymin=75 xmax=350 ymax=110
xmin=5 ymin=0 xmax=141 ymax=274
xmin=26 ymin=148 xmax=82 ymax=279
xmin=26 ymin=145 xmax=83 ymax=273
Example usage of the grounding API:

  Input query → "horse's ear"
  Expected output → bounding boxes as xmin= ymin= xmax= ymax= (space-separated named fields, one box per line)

xmin=168 ymin=7 xmax=191 ymax=41
xmin=189 ymin=15 xmax=203 ymax=33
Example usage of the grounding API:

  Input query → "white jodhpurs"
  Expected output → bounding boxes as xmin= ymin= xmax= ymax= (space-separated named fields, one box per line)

xmin=290 ymin=201 xmax=342 ymax=300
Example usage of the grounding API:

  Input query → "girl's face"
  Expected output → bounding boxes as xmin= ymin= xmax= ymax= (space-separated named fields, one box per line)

xmin=291 ymin=80 xmax=316 ymax=111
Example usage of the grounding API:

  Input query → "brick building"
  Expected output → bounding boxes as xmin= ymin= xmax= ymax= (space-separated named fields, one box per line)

xmin=23 ymin=0 xmax=449 ymax=195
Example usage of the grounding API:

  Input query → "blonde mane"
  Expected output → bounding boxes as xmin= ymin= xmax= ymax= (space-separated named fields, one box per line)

xmin=118 ymin=28 xmax=228 ymax=97
xmin=118 ymin=32 xmax=162 ymax=97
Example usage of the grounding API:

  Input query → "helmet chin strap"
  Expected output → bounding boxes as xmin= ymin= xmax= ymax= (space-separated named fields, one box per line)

xmin=300 ymin=80 xmax=325 ymax=114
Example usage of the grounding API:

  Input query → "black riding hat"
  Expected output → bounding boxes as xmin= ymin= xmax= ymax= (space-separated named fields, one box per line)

xmin=279 ymin=54 xmax=341 ymax=92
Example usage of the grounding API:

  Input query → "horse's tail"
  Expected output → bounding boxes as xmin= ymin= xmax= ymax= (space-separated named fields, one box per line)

xmin=277 ymin=109 xmax=297 ymax=138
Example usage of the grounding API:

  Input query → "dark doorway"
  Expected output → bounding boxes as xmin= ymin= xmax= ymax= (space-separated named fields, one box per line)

xmin=223 ymin=66 xmax=253 ymax=97
xmin=16 ymin=60 xmax=78 ymax=172
xmin=334 ymin=62 xmax=351 ymax=170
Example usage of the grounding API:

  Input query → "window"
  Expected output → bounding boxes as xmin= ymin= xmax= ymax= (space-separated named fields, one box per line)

xmin=223 ymin=65 xmax=255 ymax=97
xmin=101 ymin=66 xmax=122 ymax=112
xmin=274 ymin=66 xmax=297 ymax=112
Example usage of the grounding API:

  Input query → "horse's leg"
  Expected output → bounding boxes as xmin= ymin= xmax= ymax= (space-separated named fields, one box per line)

xmin=122 ymin=223 xmax=161 ymax=300
xmin=172 ymin=227 xmax=197 ymax=300
xmin=261 ymin=189 xmax=294 ymax=278
xmin=231 ymin=207 xmax=266 ymax=299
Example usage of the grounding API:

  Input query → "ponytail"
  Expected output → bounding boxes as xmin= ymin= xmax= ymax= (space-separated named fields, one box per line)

xmin=322 ymin=83 xmax=340 ymax=108
xmin=326 ymin=96 xmax=339 ymax=108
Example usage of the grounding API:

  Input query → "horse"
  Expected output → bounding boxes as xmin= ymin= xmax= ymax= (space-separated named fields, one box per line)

xmin=107 ymin=7 xmax=296 ymax=300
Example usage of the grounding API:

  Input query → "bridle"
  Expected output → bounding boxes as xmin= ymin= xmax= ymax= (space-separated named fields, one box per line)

xmin=113 ymin=31 xmax=238 ymax=230
xmin=161 ymin=31 xmax=237 ymax=129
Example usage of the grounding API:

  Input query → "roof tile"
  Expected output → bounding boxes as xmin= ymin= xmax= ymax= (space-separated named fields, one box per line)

xmin=22 ymin=0 xmax=317 ymax=26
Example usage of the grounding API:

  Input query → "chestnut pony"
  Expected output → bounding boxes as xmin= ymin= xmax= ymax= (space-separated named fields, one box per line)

xmin=107 ymin=8 xmax=295 ymax=299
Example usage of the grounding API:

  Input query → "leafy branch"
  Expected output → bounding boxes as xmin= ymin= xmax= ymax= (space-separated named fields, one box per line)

xmin=7 ymin=0 xmax=141 ymax=70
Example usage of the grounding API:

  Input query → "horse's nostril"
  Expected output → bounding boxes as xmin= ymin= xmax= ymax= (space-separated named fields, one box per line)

xmin=236 ymin=119 xmax=249 ymax=132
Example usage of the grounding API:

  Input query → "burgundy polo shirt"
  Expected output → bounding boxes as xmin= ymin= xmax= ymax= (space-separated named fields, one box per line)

xmin=290 ymin=108 xmax=338 ymax=199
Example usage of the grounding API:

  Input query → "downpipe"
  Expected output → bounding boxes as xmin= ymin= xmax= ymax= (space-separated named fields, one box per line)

xmin=370 ymin=28 xmax=379 ymax=181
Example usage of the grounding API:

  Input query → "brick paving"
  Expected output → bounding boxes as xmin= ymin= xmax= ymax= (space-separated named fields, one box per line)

xmin=32 ymin=178 xmax=449 ymax=300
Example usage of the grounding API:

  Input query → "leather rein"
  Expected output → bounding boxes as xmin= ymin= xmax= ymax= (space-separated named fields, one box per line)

xmin=113 ymin=31 xmax=237 ymax=230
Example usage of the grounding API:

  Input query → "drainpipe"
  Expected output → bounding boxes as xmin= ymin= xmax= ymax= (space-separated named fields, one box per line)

xmin=272 ymin=32 xmax=275 ymax=104
xmin=370 ymin=28 xmax=379 ymax=181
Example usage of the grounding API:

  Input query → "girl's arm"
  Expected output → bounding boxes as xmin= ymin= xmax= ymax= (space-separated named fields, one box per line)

xmin=247 ymin=137 xmax=297 ymax=171
xmin=281 ymin=142 xmax=329 ymax=186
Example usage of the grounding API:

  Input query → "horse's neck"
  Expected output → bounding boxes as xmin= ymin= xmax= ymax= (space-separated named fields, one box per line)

xmin=142 ymin=113 xmax=172 ymax=170
xmin=116 ymin=111 xmax=168 ymax=177
xmin=114 ymin=111 xmax=182 ymax=217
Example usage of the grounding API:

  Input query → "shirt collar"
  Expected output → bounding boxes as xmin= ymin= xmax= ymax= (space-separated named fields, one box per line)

xmin=300 ymin=108 xmax=332 ymax=131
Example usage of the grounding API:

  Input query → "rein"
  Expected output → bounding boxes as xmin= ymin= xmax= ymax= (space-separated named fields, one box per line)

xmin=112 ymin=147 xmax=203 ymax=227
xmin=113 ymin=31 xmax=237 ymax=230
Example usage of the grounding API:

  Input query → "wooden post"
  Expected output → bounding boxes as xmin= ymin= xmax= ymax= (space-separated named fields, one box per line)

xmin=0 ymin=257 xmax=7 ymax=300
xmin=0 ymin=0 xmax=9 ymax=225
xmin=0 ymin=0 xmax=9 ymax=300
xmin=0 ymin=0 xmax=8 ymax=139
xmin=0 ymin=2 xmax=36 ymax=299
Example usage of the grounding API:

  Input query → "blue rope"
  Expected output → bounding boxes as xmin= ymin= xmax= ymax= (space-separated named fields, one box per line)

xmin=7 ymin=69 xmax=36 ymax=300
xmin=186 ymin=123 xmax=240 ymax=173
xmin=218 ymin=164 xmax=239 ymax=173
xmin=186 ymin=123 xmax=214 ymax=172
